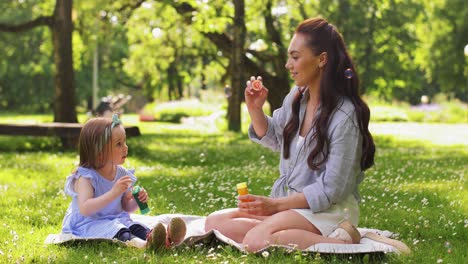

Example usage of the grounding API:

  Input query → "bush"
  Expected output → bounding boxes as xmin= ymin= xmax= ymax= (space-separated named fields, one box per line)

xmin=141 ymin=99 xmax=218 ymax=123
xmin=405 ymin=110 xmax=425 ymax=122
xmin=367 ymin=95 xmax=467 ymax=123
xmin=405 ymin=101 xmax=466 ymax=123
xmin=370 ymin=105 xmax=409 ymax=122
xmin=442 ymin=101 xmax=467 ymax=123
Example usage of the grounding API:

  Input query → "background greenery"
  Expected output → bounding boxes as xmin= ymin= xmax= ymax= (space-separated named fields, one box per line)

xmin=0 ymin=109 xmax=466 ymax=263
xmin=0 ymin=0 xmax=467 ymax=113
xmin=0 ymin=0 xmax=466 ymax=263
xmin=141 ymin=99 xmax=221 ymax=123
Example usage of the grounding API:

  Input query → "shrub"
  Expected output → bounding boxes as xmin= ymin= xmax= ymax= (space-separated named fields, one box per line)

xmin=370 ymin=105 xmax=409 ymax=122
xmin=141 ymin=99 xmax=218 ymax=123
xmin=405 ymin=110 xmax=425 ymax=122
xmin=367 ymin=94 xmax=467 ymax=123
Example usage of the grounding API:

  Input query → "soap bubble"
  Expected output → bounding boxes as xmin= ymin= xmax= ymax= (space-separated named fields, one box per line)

xmin=444 ymin=241 xmax=452 ymax=253
xmin=344 ymin=207 xmax=350 ymax=220
xmin=344 ymin=68 xmax=353 ymax=79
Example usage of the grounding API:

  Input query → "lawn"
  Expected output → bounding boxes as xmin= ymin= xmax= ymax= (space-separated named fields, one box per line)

xmin=0 ymin=114 xmax=466 ymax=263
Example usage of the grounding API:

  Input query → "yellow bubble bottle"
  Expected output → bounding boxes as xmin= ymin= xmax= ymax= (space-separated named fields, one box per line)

xmin=237 ymin=182 xmax=250 ymax=202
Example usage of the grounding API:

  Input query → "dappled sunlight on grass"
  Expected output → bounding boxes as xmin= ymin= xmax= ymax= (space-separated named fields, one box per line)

xmin=0 ymin=118 xmax=466 ymax=263
xmin=400 ymin=181 xmax=464 ymax=192
xmin=0 ymin=136 xmax=63 ymax=152
xmin=131 ymin=162 xmax=204 ymax=179
xmin=0 ymin=114 xmax=54 ymax=124
xmin=357 ymin=133 xmax=467 ymax=263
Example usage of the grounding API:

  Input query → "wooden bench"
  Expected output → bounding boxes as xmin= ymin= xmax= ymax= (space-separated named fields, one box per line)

xmin=0 ymin=123 xmax=141 ymax=148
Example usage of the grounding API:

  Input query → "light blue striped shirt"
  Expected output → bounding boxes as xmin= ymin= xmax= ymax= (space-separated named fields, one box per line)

xmin=249 ymin=86 xmax=364 ymax=213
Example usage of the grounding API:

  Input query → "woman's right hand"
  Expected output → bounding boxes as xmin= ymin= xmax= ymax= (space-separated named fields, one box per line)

xmin=237 ymin=194 xmax=279 ymax=216
xmin=245 ymin=76 xmax=268 ymax=111
xmin=112 ymin=175 xmax=133 ymax=195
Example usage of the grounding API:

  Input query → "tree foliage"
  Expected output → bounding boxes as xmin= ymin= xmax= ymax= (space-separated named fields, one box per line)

xmin=0 ymin=0 xmax=466 ymax=120
xmin=0 ymin=0 xmax=54 ymax=111
xmin=0 ymin=0 xmax=77 ymax=126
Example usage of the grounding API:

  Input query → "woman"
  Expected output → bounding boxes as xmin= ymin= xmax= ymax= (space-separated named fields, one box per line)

xmin=205 ymin=17 xmax=375 ymax=252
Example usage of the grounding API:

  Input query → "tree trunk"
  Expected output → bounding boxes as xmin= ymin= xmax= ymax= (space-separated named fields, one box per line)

xmin=176 ymin=75 xmax=183 ymax=99
xmin=52 ymin=0 xmax=77 ymax=148
xmin=262 ymin=0 xmax=290 ymax=112
xmin=167 ymin=62 xmax=176 ymax=100
xmin=228 ymin=0 xmax=246 ymax=132
xmin=52 ymin=0 xmax=77 ymax=124
xmin=361 ymin=4 xmax=376 ymax=95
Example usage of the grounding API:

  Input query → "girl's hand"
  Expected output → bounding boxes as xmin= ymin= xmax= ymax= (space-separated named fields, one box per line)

xmin=122 ymin=190 xmax=133 ymax=204
xmin=245 ymin=76 xmax=268 ymax=111
xmin=136 ymin=187 xmax=148 ymax=203
xmin=237 ymin=194 xmax=279 ymax=216
xmin=112 ymin=175 xmax=133 ymax=195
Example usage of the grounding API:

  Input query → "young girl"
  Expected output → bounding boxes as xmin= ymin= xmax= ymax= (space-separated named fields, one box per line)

xmin=61 ymin=114 xmax=186 ymax=250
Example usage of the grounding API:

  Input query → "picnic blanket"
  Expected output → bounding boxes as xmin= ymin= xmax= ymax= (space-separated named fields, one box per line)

xmin=45 ymin=213 xmax=406 ymax=254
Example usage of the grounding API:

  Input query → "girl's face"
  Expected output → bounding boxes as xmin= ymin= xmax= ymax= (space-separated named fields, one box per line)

xmin=106 ymin=125 xmax=128 ymax=165
xmin=285 ymin=33 xmax=322 ymax=88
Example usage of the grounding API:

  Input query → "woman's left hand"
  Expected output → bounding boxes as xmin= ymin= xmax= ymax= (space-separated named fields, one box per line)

xmin=237 ymin=194 xmax=279 ymax=216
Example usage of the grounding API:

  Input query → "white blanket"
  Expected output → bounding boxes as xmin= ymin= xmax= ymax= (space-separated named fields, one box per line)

xmin=45 ymin=214 xmax=403 ymax=254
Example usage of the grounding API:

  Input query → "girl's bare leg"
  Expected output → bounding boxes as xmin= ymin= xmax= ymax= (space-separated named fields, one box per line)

xmin=205 ymin=208 xmax=269 ymax=243
xmin=242 ymin=210 xmax=350 ymax=252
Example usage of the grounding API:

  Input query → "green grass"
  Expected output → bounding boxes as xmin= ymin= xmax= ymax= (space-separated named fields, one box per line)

xmin=0 ymin=114 xmax=466 ymax=263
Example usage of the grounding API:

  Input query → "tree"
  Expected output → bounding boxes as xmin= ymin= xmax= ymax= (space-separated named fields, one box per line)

xmin=0 ymin=0 xmax=77 ymax=123
xmin=228 ymin=0 xmax=246 ymax=131
xmin=169 ymin=0 xmax=292 ymax=131
xmin=415 ymin=0 xmax=468 ymax=101
xmin=122 ymin=1 xmax=208 ymax=102
xmin=2 ymin=0 xmax=465 ymax=124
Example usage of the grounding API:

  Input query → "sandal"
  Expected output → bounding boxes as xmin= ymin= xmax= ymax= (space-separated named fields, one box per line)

xmin=363 ymin=232 xmax=411 ymax=255
xmin=328 ymin=220 xmax=361 ymax=244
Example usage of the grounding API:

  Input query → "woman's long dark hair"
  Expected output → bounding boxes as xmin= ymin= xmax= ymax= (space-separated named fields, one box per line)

xmin=283 ymin=18 xmax=375 ymax=171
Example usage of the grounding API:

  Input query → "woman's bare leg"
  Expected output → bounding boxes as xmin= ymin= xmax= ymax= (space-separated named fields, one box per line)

xmin=242 ymin=210 xmax=350 ymax=252
xmin=205 ymin=208 xmax=269 ymax=243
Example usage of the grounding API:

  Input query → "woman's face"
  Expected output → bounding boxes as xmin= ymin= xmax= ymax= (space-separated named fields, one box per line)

xmin=285 ymin=33 xmax=322 ymax=88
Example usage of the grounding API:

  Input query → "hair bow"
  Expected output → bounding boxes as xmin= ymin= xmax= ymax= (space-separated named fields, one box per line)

xmin=111 ymin=113 xmax=121 ymax=129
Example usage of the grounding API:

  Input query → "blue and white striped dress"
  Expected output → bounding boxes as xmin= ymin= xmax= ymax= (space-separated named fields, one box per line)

xmin=61 ymin=166 xmax=140 ymax=238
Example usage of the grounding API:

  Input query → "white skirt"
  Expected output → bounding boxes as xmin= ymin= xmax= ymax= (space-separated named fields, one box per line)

xmin=291 ymin=194 xmax=359 ymax=237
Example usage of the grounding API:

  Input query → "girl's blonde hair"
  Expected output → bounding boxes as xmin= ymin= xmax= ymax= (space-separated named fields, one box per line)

xmin=78 ymin=117 xmax=119 ymax=169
